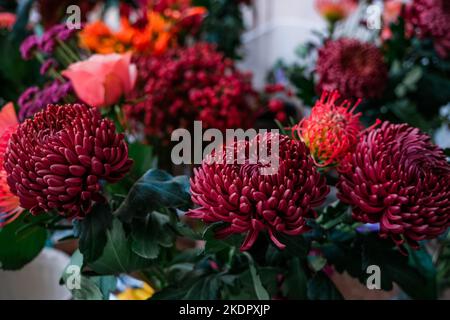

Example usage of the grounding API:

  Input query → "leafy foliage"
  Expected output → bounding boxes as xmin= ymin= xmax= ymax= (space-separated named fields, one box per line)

xmin=0 ymin=213 xmax=47 ymax=270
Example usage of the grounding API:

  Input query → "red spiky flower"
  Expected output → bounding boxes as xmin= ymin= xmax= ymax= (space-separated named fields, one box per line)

xmin=0 ymin=103 xmax=23 ymax=227
xmin=188 ymin=132 xmax=329 ymax=251
xmin=293 ymin=91 xmax=366 ymax=168
xmin=316 ymin=38 xmax=388 ymax=99
xmin=4 ymin=104 xmax=133 ymax=219
xmin=337 ymin=121 xmax=450 ymax=253
xmin=406 ymin=0 xmax=450 ymax=58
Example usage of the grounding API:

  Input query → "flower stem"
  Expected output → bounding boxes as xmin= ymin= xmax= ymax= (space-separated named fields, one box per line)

xmin=56 ymin=39 xmax=81 ymax=62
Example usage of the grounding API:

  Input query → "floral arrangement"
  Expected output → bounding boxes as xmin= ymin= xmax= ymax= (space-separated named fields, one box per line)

xmin=0 ymin=0 xmax=449 ymax=301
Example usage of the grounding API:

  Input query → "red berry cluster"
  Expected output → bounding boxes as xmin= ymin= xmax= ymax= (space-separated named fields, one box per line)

xmin=125 ymin=43 xmax=258 ymax=141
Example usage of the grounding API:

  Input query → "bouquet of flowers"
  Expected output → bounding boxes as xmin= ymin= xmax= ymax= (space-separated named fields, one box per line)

xmin=0 ymin=0 xmax=448 ymax=301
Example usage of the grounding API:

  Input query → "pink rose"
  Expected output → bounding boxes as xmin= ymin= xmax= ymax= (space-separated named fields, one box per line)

xmin=63 ymin=52 xmax=137 ymax=108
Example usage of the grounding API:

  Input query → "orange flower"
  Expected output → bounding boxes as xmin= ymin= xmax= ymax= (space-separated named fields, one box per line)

xmin=78 ymin=5 xmax=205 ymax=54
xmin=0 ymin=103 xmax=23 ymax=227
xmin=79 ymin=21 xmax=121 ymax=54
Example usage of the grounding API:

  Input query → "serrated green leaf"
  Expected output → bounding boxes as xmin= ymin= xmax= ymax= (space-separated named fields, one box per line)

xmin=131 ymin=211 xmax=175 ymax=259
xmin=115 ymin=169 xmax=190 ymax=222
xmin=88 ymin=219 xmax=154 ymax=274
xmin=282 ymin=257 xmax=308 ymax=299
xmin=243 ymin=252 xmax=270 ymax=300
xmin=78 ymin=203 xmax=113 ymax=263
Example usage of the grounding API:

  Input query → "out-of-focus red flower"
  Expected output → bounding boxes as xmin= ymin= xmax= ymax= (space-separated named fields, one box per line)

xmin=125 ymin=43 xmax=257 ymax=141
xmin=293 ymin=91 xmax=367 ymax=168
xmin=63 ymin=53 xmax=137 ymax=108
xmin=4 ymin=104 xmax=133 ymax=219
xmin=0 ymin=103 xmax=23 ymax=227
xmin=0 ymin=12 xmax=16 ymax=30
xmin=315 ymin=0 xmax=358 ymax=23
xmin=406 ymin=0 xmax=450 ymax=58
xmin=337 ymin=121 xmax=450 ymax=253
xmin=188 ymin=132 xmax=329 ymax=251
xmin=316 ymin=38 xmax=388 ymax=99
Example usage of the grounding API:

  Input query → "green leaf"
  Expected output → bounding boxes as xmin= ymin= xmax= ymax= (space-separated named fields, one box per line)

xmin=307 ymin=271 xmax=343 ymax=300
xmin=116 ymin=169 xmax=190 ymax=222
xmin=128 ymin=142 xmax=156 ymax=179
xmin=78 ymin=203 xmax=113 ymax=263
xmin=61 ymin=250 xmax=117 ymax=300
xmin=11 ymin=0 xmax=34 ymax=41
xmin=152 ymin=268 xmax=224 ymax=300
xmin=88 ymin=219 xmax=154 ymax=274
xmin=444 ymin=148 xmax=450 ymax=157
xmin=385 ymin=100 xmax=431 ymax=131
xmin=308 ymin=255 xmax=327 ymax=272
xmin=91 ymin=275 xmax=117 ymax=300
xmin=277 ymin=233 xmax=309 ymax=258
xmin=243 ymin=252 xmax=270 ymax=300
xmin=202 ymin=223 xmax=243 ymax=255
xmin=0 ymin=213 xmax=47 ymax=270
xmin=361 ymin=236 xmax=437 ymax=299
xmin=282 ymin=257 xmax=308 ymax=299
xmin=131 ymin=211 xmax=175 ymax=259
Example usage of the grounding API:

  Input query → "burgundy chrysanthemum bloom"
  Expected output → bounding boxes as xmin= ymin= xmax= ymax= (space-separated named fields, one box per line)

xmin=293 ymin=91 xmax=366 ymax=167
xmin=3 ymin=104 xmax=133 ymax=219
xmin=406 ymin=0 xmax=450 ymax=58
xmin=188 ymin=132 xmax=330 ymax=251
xmin=337 ymin=121 xmax=450 ymax=253
xmin=316 ymin=38 xmax=388 ymax=99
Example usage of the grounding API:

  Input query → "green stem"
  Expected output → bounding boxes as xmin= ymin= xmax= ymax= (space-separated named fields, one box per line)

xmin=56 ymin=39 xmax=81 ymax=62
xmin=55 ymin=47 xmax=73 ymax=67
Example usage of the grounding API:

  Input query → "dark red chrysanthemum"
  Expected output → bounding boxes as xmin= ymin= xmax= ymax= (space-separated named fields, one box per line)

xmin=3 ymin=104 xmax=133 ymax=219
xmin=406 ymin=0 xmax=450 ymax=58
xmin=293 ymin=91 xmax=365 ymax=167
xmin=124 ymin=42 xmax=257 ymax=141
xmin=316 ymin=38 xmax=388 ymax=99
xmin=188 ymin=132 xmax=330 ymax=251
xmin=337 ymin=121 xmax=450 ymax=253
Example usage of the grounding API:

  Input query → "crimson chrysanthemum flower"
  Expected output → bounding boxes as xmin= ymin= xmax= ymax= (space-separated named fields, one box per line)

xmin=124 ymin=42 xmax=257 ymax=141
xmin=3 ymin=104 xmax=133 ymax=219
xmin=188 ymin=132 xmax=330 ymax=251
xmin=337 ymin=121 xmax=450 ymax=253
xmin=406 ymin=0 xmax=450 ymax=58
xmin=316 ymin=38 xmax=388 ymax=99
xmin=293 ymin=91 xmax=365 ymax=167
xmin=0 ymin=103 xmax=23 ymax=227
